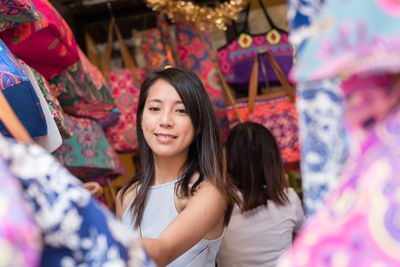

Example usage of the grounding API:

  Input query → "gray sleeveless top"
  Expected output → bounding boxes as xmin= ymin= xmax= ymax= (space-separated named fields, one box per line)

xmin=121 ymin=179 xmax=223 ymax=266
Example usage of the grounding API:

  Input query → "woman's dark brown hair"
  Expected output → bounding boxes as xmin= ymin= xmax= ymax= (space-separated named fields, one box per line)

xmin=226 ymin=121 xmax=289 ymax=212
xmin=120 ymin=67 xmax=236 ymax=227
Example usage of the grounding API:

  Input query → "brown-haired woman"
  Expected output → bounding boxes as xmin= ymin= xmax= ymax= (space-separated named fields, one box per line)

xmin=217 ymin=121 xmax=305 ymax=267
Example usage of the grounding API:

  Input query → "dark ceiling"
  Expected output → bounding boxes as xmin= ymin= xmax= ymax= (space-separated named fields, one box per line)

xmin=52 ymin=0 xmax=213 ymax=49
xmin=52 ymin=0 xmax=287 ymax=53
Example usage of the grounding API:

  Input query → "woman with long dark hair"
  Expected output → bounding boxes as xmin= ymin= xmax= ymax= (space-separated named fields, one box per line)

xmin=116 ymin=67 xmax=236 ymax=266
xmin=217 ymin=121 xmax=305 ymax=267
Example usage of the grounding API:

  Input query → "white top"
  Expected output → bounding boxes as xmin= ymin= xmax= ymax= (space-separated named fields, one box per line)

xmin=217 ymin=188 xmax=305 ymax=267
xmin=121 ymin=179 xmax=223 ymax=266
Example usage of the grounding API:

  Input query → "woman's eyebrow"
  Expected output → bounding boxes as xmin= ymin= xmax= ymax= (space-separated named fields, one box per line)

xmin=147 ymin=99 xmax=184 ymax=105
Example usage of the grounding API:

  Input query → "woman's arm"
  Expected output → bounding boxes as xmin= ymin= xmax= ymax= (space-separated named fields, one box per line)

xmin=140 ymin=181 xmax=226 ymax=266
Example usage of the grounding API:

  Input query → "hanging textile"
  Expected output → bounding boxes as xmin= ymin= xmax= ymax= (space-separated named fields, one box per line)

xmin=175 ymin=21 xmax=230 ymax=141
xmin=290 ymin=0 xmax=400 ymax=82
xmin=0 ymin=0 xmax=39 ymax=32
xmin=217 ymin=0 xmax=295 ymax=94
xmin=0 ymin=38 xmax=47 ymax=138
xmin=287 ymin=0 xmax=327 ymax=49
xmin=103 ymin=20 xmax=147 ymax=153
xmin=20 ymin=62 xmax=62 ymax=152
xmin=141 ymin=14 xmax=175 ymax=72
xmin=0 ymin=0 xmax=80 ymax=80
xmin=49 ymin=47 xmax=116 ymax=121
xmin=0 ymin=152 xmax=41 ymax=267
xmin=287 ymin=0 xmax=347 ymax=216
xmin=32 ymin=67 xmax=73 ymax=138
xmin=0 ymin=135 xmax=156 ymax=267
xmin=279 ymin=0 xmax=400 ymax=264
xmin=296 ymin=79 xmax=346 ymax=215
xmin=53 ymin=114 xmax=124 ymax=181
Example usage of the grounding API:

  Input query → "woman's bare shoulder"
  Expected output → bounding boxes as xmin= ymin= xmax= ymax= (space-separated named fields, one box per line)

xmin=116 ymin=182 xmax=138 ymax=219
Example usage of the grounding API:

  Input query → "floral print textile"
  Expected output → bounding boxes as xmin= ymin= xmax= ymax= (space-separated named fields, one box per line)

xmin=0 ymin=135 xmax=155 ymax=267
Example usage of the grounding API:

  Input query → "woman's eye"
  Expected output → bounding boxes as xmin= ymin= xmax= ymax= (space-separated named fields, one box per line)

xmin=176 ymin=108 xmax=187 ymax=114
xmin=148 ymin=107 xmax=160 ymax=111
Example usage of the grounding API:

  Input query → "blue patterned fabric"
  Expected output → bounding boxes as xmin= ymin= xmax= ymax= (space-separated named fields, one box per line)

xmin=0 ymin=135 xmax=155 ymax=267
xmin=288 ymin=0 xmax=347 ymax=216
xmin=287 ymin=0 xmax=326 ymax=48
xmin=296 ymin=79 xmax=347 ymax=215
xmin=0 ymin=39 xmax=47 ymax=137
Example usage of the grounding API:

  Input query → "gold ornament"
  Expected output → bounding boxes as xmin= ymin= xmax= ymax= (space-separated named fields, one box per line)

xmin=144 ymin=0 xmax=250 ymax=31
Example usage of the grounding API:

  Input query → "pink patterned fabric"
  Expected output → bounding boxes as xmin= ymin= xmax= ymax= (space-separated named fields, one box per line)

xmin=175 ymin=21 xmax=229 ymax=141
xmin=0 ymin=152 xmax=41 ymax=267
xmin=278 ymin=73 xmax=400 ymax=266
xmin=0 ymin=0 xmax=79 ymax=79
xmin=104 ymin=68 xmax=147 ymax=152
xmin=226 ymin=95 xmax=300 ymax=164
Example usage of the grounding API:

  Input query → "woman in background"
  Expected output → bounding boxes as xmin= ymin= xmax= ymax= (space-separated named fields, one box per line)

xmin=217 ymin=121 xmax=305 ymax=267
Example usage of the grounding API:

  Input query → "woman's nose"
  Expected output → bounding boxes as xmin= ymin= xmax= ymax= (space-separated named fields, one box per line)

xmin=160 ymin=111 xmax=174 ymax=127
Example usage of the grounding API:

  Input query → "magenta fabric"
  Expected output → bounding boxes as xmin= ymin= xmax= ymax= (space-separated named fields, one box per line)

xmin=175 ymin=21 xmax=229 ymax=142
xmin=0 ymin=0 xmax=79 ymax=79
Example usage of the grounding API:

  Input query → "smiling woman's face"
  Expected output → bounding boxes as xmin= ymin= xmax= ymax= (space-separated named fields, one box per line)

xmin=141 ymin=79 xmax=195 ymax=159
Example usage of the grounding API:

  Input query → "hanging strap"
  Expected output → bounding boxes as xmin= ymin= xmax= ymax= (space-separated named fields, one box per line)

xmin=263 ymin=52 xmax=295 ymax=102
xmin=248 ymin=54 xmax=258 ymax=112
xmin=242 ymin=3 xmax=251 ymax=33
xmin=196 ymin=24 xmax=243 ymax=123
xmin=103 ymin=18 xmax=139 ymax=84
xmin=0 ymin=89 xmax=33 ymax=143
xmin=247 ymin=51 xmax=295 ymax=111
xmin=257 ymin=0 xmax=286 ymax=33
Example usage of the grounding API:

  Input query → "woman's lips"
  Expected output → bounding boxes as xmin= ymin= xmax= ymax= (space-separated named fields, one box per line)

xmin=154 ymin=133 xmax=177 ymax=143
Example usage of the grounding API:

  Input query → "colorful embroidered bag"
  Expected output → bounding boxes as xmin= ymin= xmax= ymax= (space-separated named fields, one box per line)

xmin=103 ymin=20 xmax=147 ymax=152
xmin=226 ymin=48 xmax=300 ymax=165
xmin=175 ymin=21 xmax=230 ymax=141
xmin=0 ymin=0 xmax=39 ymax=32
xmin=226 ymin=94 xmax=300 ymax=164
xmin=141 ymin=14 xmax=175 ymax=72
xmin=0 ymin=39 xmax=47 ymax=138
xmin=49 ymin=47 xmax=116 ymax=120
xmin=217 ymin=0 xmax=295 ymax=94
xmin=0 ymin=0 xmax=80 ymax=80
xmin=52 ymin=114 xmax=124 ymax=181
